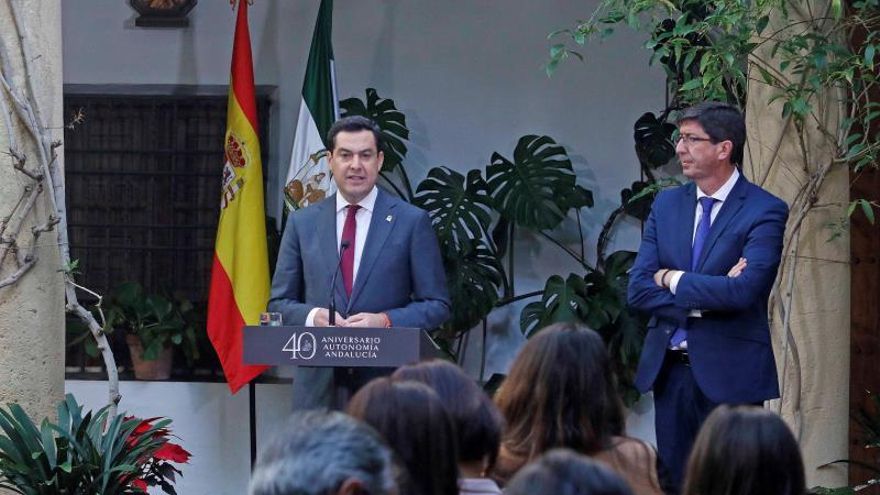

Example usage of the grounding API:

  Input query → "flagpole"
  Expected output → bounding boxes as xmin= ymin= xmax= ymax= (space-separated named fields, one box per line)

xmin=249 ymin=380 xmax=257 ymax=469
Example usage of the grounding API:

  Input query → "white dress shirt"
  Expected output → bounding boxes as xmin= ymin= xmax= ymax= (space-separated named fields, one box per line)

xmin=305 ymin=186 xmax=378 ymax=326
xmin=669 ymin=167 xmax=740 ymax=294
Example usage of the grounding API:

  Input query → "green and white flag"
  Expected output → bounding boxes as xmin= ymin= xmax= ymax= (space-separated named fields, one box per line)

xmin=284 ymin=0 xmax=338 ymax=211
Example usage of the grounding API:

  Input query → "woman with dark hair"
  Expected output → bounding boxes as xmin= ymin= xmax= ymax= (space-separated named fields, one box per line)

xmin=505 ymin=449 xmax=635 ymax=495
xmin=346 ymin=378 xmax=459 ymax=495
xmin=682 ymin=405 xmax=806 ymax=495
xmin=493 ymin=322 xmax=662 ymax=495
xmin=392 ymin=359 xmax=504 ymax=495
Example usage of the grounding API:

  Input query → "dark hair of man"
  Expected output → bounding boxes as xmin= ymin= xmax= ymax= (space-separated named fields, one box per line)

xmin=505 ymin=448 xmax=635 ymax=495
xmin=248 ymin=410 xmax=395 ymax=495
xmin=494 ymin=322 xmax=625 ymax=460
xmin=682 ymin=405 xmax=806 ymax=495
xmin=677 ymin=101 xmax=746 ymax=166
xmin=392 ymin=359 xmax=504 ymax=470
xmin=326 ymin=115 xmax=384 ymax=152
xmin=346 ymin=378 xmax=459 ymax=495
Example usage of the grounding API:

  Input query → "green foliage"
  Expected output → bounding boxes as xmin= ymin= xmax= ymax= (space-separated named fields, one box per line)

xmin=0 ymin=394 xmax=181 ymax=495
xmin=521 ymin=274 xmax=590 ymax=336
xmin=620 ymin=181 xmax=656 ymax=221
xmin=104 ymin=282 xmax=199 ymax=364
xmin=633 ymin=112 xmax=676 ymax=172
xmin=439 ymin=239 xmax=504 ymax=335
xmin=414 ymin=167 xmax=494 ymax=247
xmin=413 ymin=168 xmax=504 ymax=334
xmin=549 ymin=0 xmax=880 ymax=184
xmin=487 ymin=135 xmax=583 ymax=231
xmin=339 ymin=88 xmax=409 ymax=174
xmin=66 ymin=314 xmax=99 ymax=359
xmin=60 ymin=259 xmax=80 ymax=276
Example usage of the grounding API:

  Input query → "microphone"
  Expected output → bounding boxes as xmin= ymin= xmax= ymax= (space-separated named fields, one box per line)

xmin=328 ymin=240 xmax=350 ymax=326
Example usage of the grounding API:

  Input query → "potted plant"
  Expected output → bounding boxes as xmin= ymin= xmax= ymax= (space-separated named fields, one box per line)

xmin=104 ymin=282 xmax=199 ymax=380
xmin=0 ymin=394 xmax=191 ymax=494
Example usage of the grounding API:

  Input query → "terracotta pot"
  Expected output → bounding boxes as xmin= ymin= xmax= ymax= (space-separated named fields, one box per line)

xmin=126 ymin=334 xmax=173 ymax=380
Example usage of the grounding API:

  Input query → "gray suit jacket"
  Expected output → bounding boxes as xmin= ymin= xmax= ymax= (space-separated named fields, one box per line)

xmin=267 ymin=188 xmax=451 ymax=409
xmin=268 ymin=188 xmax=451 ymax=328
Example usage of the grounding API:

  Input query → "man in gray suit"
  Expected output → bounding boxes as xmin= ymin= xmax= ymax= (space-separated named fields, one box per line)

xmin=268 ymin=116 xmax=451 ymax=409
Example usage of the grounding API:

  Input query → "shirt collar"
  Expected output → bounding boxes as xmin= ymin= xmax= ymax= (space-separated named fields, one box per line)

xmin=336 ymin=186 xmax=378 ymax=214
xmin=697 ymin=167 xmax=740 ymax=203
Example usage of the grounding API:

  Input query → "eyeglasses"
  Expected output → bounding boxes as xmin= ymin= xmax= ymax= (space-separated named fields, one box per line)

xmin=675 ymin=135 xmax=714 ymax=147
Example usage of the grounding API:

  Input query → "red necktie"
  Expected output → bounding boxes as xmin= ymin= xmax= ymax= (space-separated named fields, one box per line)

xmin=340 ymin=205 xmax=360 ymax=296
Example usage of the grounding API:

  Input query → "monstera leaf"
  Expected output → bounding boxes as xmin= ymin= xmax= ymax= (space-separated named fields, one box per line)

xmin=560 ymin=184 xmax=595 ymax=210
xmin=339 ymin=88 xmax=409 ymax=172
xmin=413 ymin=167 xmax=493 ymax=246
xmin=442 ymin=239 xmax=504 ymax=334
xmin=583 ymin=250 xmax=636 ymax=329
xmin=521 ymin=273 xmax=589 ymax=337
xmin=633 ymin=112 xmax=676 ymax=170
xmin=602 ymin=250 xmax=636 ymax=296
xmin=606 ymin=307 xmax=649 ymax=405
xmin=620 ymin=181 xmax=655 ymax=221
xmin=604 ymin=308 xmax=648 ymax=369
xmin=486 ymin=135 xmax=577 ymax=231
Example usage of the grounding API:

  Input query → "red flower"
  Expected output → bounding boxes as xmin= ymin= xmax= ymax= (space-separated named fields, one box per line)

xmin=131 ymin=478 xmax=148 ymax=492
xmin=133 ymin=420 xmax=152 ymax=436
xmin=154 ymin=442 xmax=191 ymax=463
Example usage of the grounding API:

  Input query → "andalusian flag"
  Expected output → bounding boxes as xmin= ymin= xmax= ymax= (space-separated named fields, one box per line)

xmin=207 ymin=0 xmax=269 ymax=393
xmin=283 ymin=0 xmax=338 ymax=211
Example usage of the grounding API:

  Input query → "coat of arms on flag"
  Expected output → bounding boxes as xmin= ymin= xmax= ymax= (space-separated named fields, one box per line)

xmin=284 ymin=149 xmax=331 ymax=211
xmin=221 ymin=131 xmax=251 ymax=209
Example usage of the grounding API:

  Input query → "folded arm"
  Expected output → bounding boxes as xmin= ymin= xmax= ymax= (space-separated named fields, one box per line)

xmin=627 ymin=202 xmax=691 ymax=327
xmin=673 ymin=201 xmax=788 ymax=311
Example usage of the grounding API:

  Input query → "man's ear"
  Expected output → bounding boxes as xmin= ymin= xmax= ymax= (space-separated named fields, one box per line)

xmin=717 ymin=140 xmax=733 ymax=162
xmin=377 ymin=150 xmax=385 ymax=168
xmin=337 ymin=478 xmax=366 ymax=495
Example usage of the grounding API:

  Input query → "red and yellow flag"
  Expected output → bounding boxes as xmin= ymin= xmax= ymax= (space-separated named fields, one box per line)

xmin=207 ymin=0 xmax=269 ymax=393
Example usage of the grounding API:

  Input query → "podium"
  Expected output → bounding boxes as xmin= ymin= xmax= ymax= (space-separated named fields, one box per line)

xmin=241 ymin=326 xmax=442 ymax=467
xmin=242 ymin=326 xmax=442 ymax=368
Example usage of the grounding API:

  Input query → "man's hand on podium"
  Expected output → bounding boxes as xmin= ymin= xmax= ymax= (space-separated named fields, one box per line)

xmin=346 ymin=312 xmax=390 ymax=328
xmin=314 ymin=308 xmax=347 ymax=327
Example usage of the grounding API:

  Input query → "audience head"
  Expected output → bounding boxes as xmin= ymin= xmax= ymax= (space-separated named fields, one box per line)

xmin=683 ymin=405 xmax=806 ymax=495
xmin=495 ymin=322 xmax=624 ymax=459
xmin=347 ymin=378 xmax=459 ymax=495
xmin=392 ymin=359 xmax=504 ymax=474
xmin=505 ymin=448 xmax=635 ymax=495
xmin=248 ymin=410 xmax=395 ymax=495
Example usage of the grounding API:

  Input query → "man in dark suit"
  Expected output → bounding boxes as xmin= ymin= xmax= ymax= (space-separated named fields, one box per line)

xmin=628 ymin=102 xmax=788 ymax=489
xmin=268 ymin=116 xmax=451 ymax=409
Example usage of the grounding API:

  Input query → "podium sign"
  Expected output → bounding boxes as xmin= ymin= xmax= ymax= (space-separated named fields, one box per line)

xmin=243 ymin=326 xmax=433 ymax=367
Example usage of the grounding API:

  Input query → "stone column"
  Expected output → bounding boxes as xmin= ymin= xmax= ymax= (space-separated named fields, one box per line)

xmin=744 ymin=2 xmax=849 ymax=488
xmin=0 ymin=0 xmax=65 ymax=421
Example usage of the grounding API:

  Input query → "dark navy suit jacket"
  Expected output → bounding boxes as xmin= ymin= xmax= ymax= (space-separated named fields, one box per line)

xmin=628 ymin=175 xmax=788 ymax=404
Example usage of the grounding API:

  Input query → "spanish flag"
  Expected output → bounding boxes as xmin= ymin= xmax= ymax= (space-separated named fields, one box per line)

xmin=207 ymin=0 xmax=269 ymax=393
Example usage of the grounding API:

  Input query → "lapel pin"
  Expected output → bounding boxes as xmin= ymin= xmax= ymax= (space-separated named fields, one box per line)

xmin=386 ymin=215 xmax=393 ymax=222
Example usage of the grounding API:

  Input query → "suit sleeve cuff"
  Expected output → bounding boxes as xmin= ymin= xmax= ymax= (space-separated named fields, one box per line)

xmin=305 ymin=307 xmax=320 ymax=327
xmin=669 ymin=271 xmax=685 ymax=294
